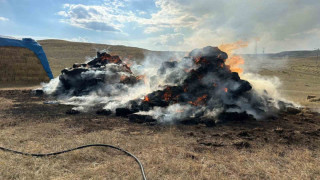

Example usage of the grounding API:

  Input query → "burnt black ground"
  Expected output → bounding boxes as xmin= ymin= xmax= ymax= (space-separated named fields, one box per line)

xmin=1 ymin=89 xmax=320 ymax=150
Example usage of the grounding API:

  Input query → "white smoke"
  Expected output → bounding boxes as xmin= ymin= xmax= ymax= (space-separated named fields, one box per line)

xmin=43 ymin=51 xmax=189 ymax=113
xmin=242 ymin=73 xmax=281 ymax=100
xmin=42 ymin=47 xmax=296 ymax=123
xmin=42 ymin=77 xmax=60 ymax=95
xmin=242 ymin=55 xmax=289 ymax=73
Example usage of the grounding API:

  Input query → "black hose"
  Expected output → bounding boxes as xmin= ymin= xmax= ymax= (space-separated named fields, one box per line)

xmin=0 ymin=144 xmax=147 ymax=180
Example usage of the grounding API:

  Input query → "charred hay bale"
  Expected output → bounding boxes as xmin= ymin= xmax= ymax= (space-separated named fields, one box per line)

xmin=230 ymin=80 xmax=252 ymax=96
xmin=218 ymin=111 xmax=253 ymax=122
xmin=285 ymin=107 xmax=301 ymax=114
xmin=55 ymin=53 xmax=140 ymax=96
xmin=307 ymin=95 xmax=316 ymax=100
xmin=128 ymin=114 xmax=156 ymax=124
xmin=158 ymin=61 xmax=178 ymax=74
xmin=120 ymin=75 xmax=139 ymax=84
xmin=66 ymin=109 xmax=80 ymax=115
xmin=202 ymin=119 xmax=216 ymax=127
xmin=310 ymin=98 xmax=320 ymax=102
xmin=179 ymin=118 xmax=200 ymax=125
xmin=139 ymin=101 xmax=152 ymax=111
xmin=189 ymin=46 xmax=228 ymax=61
xmin=116 ymin=108 xmax=136 ymax=117
xmin=96 ymin=109 xmax=112 ymax=116
xmin=61 ymin=68 xmax=88 ymax=76
xmin=33 ymin=89 xmax=44 ymax=96
xmin=88 ymin=52 xmax=122 ymax=66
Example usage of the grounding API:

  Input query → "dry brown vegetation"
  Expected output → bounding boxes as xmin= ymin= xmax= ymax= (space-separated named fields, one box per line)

xmin=259 ymin=56 xmax=320 ymax=110
xmin=0 ymin=47 xmax=49 ymax=86
xmin=0 ymin=40 xmax=320 ymax=179
xmin=39 ymin=39 xmax=183 ymax=77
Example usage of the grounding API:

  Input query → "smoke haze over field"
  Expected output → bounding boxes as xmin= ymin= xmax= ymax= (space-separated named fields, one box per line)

xmin=0 ymin=0 xmax=319 ymax=53
xmin=43 ymin=46 xmax=296 ymax=123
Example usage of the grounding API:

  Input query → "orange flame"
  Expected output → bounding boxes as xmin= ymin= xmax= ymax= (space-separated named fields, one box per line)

xmin=188 ymin=94 xmax=208 ymax=106
xmin=123 ymin=56 xmax=132 ymax=67
xmin=218 ymin=41 xmax=248 ymax=74
xmin=194 ymin=57 xmax=209 ymax=64
xmin=224 ymin=88 xmax=228 ymax=93
xmin=101 ymin=54 xmax=121 ymax=64
xmin=163 ymin=87 xmax=172 ymax=101
xmin=195 ymin=57 xmax=201 ymax=64
xmin=183 ymin=85 xmax=188 ymax=92
xmin=136 ymin=75 xmax=148 ymax=85
xmin=176 ymin=109 xmax=184 ymax=113
xmin=120 ymin=75 xmax=128 ymax=82
xmin=144 ymin=95 xmax=150 ymax=102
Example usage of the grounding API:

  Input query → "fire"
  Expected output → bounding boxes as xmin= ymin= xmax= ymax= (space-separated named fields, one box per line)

xmin=188 ymin=94 xmax=208 ymax=106
xmin=125 ymin=62 xmax=132 ymax=67
xmin=195 ymin=57 xmax=201 ymax=64
xmin=183 ymin=85 xmax=188 ymax=92
xmin=136 ymin=75 xmax=148 ymax=85
xmin=194 ymin=57 xmax=208 ymax=64
xmin=101 ymin=54 xmax=121 ymax=64
xmin=144 ymin=95 xmax=150 ymax=102
xmin=218 ymin=41 xmax=248 ymax=74
xmin=175 ymin=109 xmax=184 ymax=113
xmin=123 ymin=56 xmax=133 ymax=67
xmin=224 ymin=88 xmax=228 ymax=92
xmin=163 ymin=87 xmax=172 ymax=101
xmin=136 ymin=75 xmax=145 ymax=80
xmin=120 ymin=75 xmax=128 ymax=82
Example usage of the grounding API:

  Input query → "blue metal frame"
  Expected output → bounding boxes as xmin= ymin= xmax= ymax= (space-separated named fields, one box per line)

xmin=0 ymin=37 xmax=54 ymax=79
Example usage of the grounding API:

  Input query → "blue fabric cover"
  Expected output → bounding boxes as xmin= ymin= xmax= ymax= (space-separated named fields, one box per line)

xmin=0 ymin=37 xmax=53 ymax=79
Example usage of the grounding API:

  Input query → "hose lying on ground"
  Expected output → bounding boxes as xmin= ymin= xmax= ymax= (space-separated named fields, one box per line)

xmin=0 ymin=144 xmax=147 ymax=180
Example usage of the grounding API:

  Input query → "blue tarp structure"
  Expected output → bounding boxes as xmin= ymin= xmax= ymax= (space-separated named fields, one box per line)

xmin=0 ymin=36 xmax=54 ymax=79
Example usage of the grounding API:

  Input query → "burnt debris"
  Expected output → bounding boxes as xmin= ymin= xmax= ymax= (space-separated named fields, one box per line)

xmin=46 ymin=46 xmax=290 ymax=123
xmin=128 ymin=46 xmax=277 ymax=122
xmin=55 ymin=52 xmax=140 ymax=96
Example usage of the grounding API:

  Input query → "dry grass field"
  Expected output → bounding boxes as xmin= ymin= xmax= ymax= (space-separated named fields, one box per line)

xmin=259 ymin=56 xmax=320 ymax=110
xmin=0 ymin=47 xmax=49 ymax=87
xmin=0 ymin=40 xmax=319 ymax=179
xmin=39 ymin=39 xmax=183 ymax=77
xmin=38 ymin=39 xmax=149 ymax=77
xmin=0 ymin=90 xmax=319 ymax=180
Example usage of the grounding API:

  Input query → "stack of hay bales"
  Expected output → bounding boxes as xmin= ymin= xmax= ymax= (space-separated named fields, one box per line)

xmin=0 ymin=46 xmax=49 ymax=84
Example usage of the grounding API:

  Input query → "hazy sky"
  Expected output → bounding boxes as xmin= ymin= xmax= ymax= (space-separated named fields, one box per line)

xmin=0 ymin=0 xmax=319 ymax=53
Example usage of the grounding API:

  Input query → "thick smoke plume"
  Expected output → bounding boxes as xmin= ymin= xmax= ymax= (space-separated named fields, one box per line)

xmin=43 ymin=46 xmax=292 ymax=123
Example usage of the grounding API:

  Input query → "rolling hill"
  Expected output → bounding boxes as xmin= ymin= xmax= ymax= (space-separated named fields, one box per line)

xmin=39 ymin=39 xmax=185 ymax=77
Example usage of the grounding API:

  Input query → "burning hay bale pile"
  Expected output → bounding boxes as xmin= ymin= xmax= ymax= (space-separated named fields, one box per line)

xmin=51 ymin=51 xmax=141 ymax=96
xmin=123 ymin=46 xmax=279 ymax=123
xmin=43 ymin=46 xmax=292 ymax=125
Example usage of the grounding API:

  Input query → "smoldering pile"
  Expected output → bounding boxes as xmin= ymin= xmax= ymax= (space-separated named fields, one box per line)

xmin=43 ymin=46 xmax=291 ymax=125
xmin=52 ymin=52 xmax=141 ymax=96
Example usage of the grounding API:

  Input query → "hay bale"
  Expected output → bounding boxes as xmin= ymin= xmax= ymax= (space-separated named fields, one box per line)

xmin=0 ymin=46 xmax=50 ymax=84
